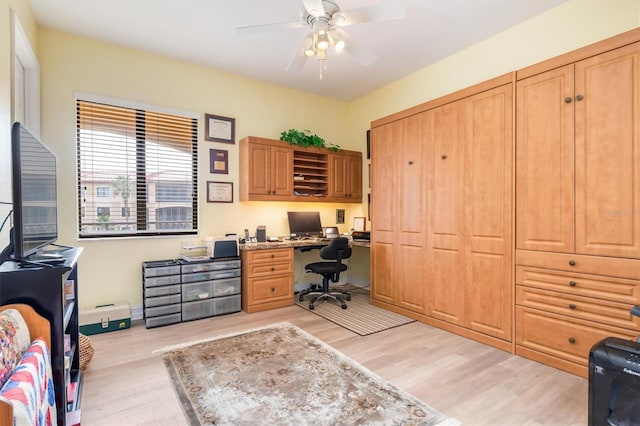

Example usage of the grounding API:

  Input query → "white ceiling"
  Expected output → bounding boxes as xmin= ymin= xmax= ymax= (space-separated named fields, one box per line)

xmin=28 ymin=0 xmax=569 ymax=101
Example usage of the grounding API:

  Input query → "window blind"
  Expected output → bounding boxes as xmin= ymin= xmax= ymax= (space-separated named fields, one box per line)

xmin=76 ymin=100 xmax=198 ymax=238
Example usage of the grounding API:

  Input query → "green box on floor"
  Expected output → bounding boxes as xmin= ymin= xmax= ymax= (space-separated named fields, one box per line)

xmin=79 ymin=303 xmax=131 ymax=335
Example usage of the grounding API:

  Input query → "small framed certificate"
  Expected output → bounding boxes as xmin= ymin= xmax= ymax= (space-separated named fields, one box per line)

xmin=207 ymin=181 xmax=233 ymax=203
xmin=204 ymin=113 xmax=235 ymax=144
xmin=353 ymin=216 xmax=366 ymax=232
xmin=209 ymin=149 xmax=228 ymax=174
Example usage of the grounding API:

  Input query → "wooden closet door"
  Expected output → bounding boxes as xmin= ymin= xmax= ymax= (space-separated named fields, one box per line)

xmin=516 ymin=65 xmax=575 ymax=253
xmin=575 ymin=42 xmax=640 ymax=258
xmin=426 ymin=101 xmax=464 ymax=323
xmin=463 ymin=84 xmax=513 ymax=341
xmin=396 ymin=113 xmax=427 ymax=313
xmin=370 ymin=121 xmax=400 ymax=305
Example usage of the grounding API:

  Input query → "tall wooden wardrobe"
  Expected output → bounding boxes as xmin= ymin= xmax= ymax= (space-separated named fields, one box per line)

xmin=371 ymin=74 xmax=513 ymax=351
xmin=515 ymin=34 xmax=640 ymax=377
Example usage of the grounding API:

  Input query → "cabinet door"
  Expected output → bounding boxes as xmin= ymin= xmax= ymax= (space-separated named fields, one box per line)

xmin=346 ymin=154 xmax=363 ymax=201
xmin=396 ymin=113 xmax=427 ymax=313
xmin=271 ymin=146 xmax=293 ymax=196
xmin=370 ymin=122 xmax=400 ymax=304
xmin=463 ymin=84 xmax=513 ymax=341
xmin=575 ymin=42 xmax=640 ymax=258
xmin=516 ymin=65 xmax=575 ymax=253
xmin=426 ymin=101 xmax=465 ymax=323
xmin=247 ymin=143 xmax=271 ymax=195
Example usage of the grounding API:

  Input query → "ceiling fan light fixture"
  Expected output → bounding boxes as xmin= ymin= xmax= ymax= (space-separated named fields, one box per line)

xmin=303 ymin=34 xmax=316 ymax=57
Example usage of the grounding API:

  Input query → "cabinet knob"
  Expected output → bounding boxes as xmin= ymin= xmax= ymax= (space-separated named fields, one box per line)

xmin=569 ymin=281 xmax=577 ymax=287
xmin=569 ymin=304 xmax=577 ymax=310
xmin=576 ymin=94 xmax=584 ymax=101
xmin=441 ymin=155 xmax=447 ymax=160
xmin=568 ymin=260 xmax=576 ymax=266
xmin=408 ymin=161 xmax=414 ymax=165
xmin=270 ymin=254 xmax=275 ymax=258
xmin=271 ymin=287 xmax=275 ymax=292
xmin=568 ymin=337 xmax=576 ymax=344
xmin=564 ymin=97 xmax=572 ymax=103
xmin=271 ymin=267 xmax=275 ymax=271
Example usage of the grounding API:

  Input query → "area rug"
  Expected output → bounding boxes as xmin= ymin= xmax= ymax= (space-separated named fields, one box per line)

xmin=161 ymin=322 xmax=458 ymax=426
xmin=295 ymin=285 xmax=416 ymax=336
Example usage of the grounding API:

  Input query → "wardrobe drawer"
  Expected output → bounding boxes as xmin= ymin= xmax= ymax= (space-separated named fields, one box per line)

xmin=244 ymin=248 xmax=293 ymax=265
xmin=515 ymin=307 xmax=637 ymax=365
xmin=516 ymin=266 xmax=640 ymax=304
xmin=248 ymin=275 xmax=293 ymax=305
xmin=516 ymin=250 xmax=640 ymax=280
xmin=516 ymin=286 xmax=640 ymax=330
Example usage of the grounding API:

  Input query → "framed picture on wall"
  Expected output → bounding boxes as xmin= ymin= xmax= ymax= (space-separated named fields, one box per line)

xmin=204 ymin=113 xmax=235 ymax=143
xmin=353 ymin=216 xmax=366 ymax=232
xmin=207 ymin=181 xmax=233 ymax=203
xmin=209 ymin=149 xmax=228 ymax=174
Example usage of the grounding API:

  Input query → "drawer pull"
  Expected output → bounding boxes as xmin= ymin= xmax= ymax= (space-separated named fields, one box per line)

xmin=271 ymin=287 xmax=275 ymax=292
xmin=568 ymin=337 xmax=576 ymax=344
xmin=270 ymin=254 xmax=275 ymax=258
xmin=568 ymin=260 xmax=576 ymax=266
xmin=271 ymin=267 xmax=275 ymax=272
xmin=569 ymin=281 xmax=576 ymax=287
xmin=569 ymin=304 xmax=576 ymax=310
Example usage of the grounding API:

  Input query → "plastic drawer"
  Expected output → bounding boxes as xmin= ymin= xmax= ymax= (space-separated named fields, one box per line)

xmin=145 ymin=293 xmax=181 ymax=308
xmin=146 ymin=312 xmax=181 ymax=328
xmin=143 ymin=265 xmax=181 ymax=277
xmin=213 ymin=295 xmax=241 ymax=315
xmin=212 ymin=277 xmax=241 ymax=297
xmin=181 ymin=259 xmax=241 ymax=274
xmin=181 ymin=268 xmax=240 ymax=283
xmin=145 ymin=303 xmax=181 ymax=317
xmin=182 ymin=299 xmax=214 ymax=321
xmin=145 ymin=284 xmax=180 ymax=298
xmin=182 ymin=281 xmax=214 ymax=302
xmin=145 ymin=274 xmax=181 ymax=288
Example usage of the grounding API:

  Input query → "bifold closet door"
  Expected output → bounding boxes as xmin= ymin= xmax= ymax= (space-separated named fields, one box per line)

xmin=426 ymin=100 xmax=465 ymax=324
xmin=463 ymin=84 xmax=513 ymax=341
xmin=370 ymin=121 xmax=400 ymax=305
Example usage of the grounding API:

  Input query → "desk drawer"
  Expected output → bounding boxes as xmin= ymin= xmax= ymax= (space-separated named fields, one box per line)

xmin=515 ymin=307 xmax=637 ymax=365
xmin=246 ymin=262 xmax=293 ymax=277
xmin=244 ymin=248 xmax=293 ymax=265
xmin=516 ymin=266 xmax=640 ymax=304
xmin=516 ymin=286 xmax=640 ymax=330
xmin=248 ymin=275 xmax=293 ymax=305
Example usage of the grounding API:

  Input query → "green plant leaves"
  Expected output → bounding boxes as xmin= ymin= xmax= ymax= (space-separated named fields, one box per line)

xmin=279 ymin=129 xmax=340 ymax=151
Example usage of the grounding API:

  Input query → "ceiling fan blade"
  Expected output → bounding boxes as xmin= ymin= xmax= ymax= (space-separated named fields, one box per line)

xmin=286 ymin=34 xmax=311 ymax=72
xmin=301 ymin=0 xmax=326 ymax=17
xmin=335 ymin=29 xmax=377 ymax=66
xmin=236 ymin=20 xmax=306 ymax=35
xmin=334 ymin=2 xmax=405 ymax=27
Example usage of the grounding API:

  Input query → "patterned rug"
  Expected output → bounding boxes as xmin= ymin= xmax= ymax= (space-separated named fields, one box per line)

xmin=161 ymin=323 xmax=458 ymax=426
xmin=295 ymin=285 xmax=416 ymax=336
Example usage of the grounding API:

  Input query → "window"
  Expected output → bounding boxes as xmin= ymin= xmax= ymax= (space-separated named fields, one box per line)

xmin=77 ymin=99 xmax=198 ymax=238
xmin=96 ymin=186 xmax=110 ymax=198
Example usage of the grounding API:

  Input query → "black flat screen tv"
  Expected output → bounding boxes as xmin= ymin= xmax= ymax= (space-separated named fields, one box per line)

xmin=287 ymin=211 xmax=323 ymax=238
xmin=10 ymin=122 xmax=58 ymax=259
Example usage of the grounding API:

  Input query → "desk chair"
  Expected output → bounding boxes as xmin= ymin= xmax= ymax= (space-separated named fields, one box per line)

xmin=300 ymin=237 xmax=352 ymax=310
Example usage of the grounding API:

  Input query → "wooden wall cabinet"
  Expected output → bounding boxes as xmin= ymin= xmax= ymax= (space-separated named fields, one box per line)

xmin=329 ymin=151 xmax=363 ymax=202
xmin=241 ymin=248 xmax=294 ymax=313
xmin=240 ymin=136 xmax=362 ymax=203
xmin=515 ymin=41 xmax=640 ymax=377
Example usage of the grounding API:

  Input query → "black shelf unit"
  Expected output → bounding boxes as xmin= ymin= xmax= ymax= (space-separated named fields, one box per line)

xmin=0 ymin=247 xmax=83 ymax=426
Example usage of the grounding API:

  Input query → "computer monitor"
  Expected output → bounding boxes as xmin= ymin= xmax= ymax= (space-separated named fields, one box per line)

xmin=287 ymin=211 xmax=323 ymax=238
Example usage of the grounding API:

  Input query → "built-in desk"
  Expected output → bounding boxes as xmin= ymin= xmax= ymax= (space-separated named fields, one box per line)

xmin=239 ymin=239 xmax=370 ymax=313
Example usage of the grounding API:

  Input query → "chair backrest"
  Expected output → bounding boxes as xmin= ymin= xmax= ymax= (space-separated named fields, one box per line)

xmin=319 ymin=237 xmax=352 ymax=262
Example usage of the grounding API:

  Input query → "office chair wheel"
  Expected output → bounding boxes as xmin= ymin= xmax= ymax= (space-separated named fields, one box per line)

xmin=309 ymin=304 xmax=315 ymax=310
xmin=299 ymin=294 xmax=304 ymax=302
xmin=341 ymin=304 xmax=347 ymax=309
xmin=346 ymin=295 xmax=351 ymax=301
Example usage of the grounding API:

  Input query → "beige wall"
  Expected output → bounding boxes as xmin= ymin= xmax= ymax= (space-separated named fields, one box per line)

xmin=11 ymin=0 xmax=640 ymax=311
xmin=0 ymin=0 xmax=37 ymax=249
xmin=37 ymin=28 xmax=365 ymax=309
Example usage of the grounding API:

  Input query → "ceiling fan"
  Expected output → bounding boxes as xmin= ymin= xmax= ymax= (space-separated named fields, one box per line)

xmin=236 ymin=0 xmax=405 ymax=78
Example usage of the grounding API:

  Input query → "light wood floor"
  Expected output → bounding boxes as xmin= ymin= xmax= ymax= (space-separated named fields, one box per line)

xmin=81 ymin=306 xmax=587 ymax=425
